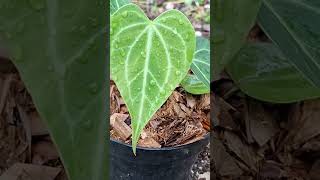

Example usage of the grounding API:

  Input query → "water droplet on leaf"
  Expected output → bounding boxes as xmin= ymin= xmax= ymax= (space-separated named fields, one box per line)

xmin=185 ymin=34 xmax=190 ymax=40
xmin=120 ymin=49 xmax=125 ymax=57
xmin=141 ymin=52 xmax=146 ymax=58
xmin=29 ymin=0 xmax=45 ymax=10
xmin=89 ymin=83 xmax=98 ymax=94
xmin=150 ymin=80 xmax=156 ymax=86
xmin=175 ymin=71 xmax=181 ymax=75
xmin=122 ymin=11 xmax=128 ymax=18
xmin=160 ymin=90 xmax=165 ymax=96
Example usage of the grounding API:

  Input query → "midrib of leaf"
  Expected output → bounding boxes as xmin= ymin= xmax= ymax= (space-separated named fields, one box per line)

xmin=136 ymin=27 xmax=154 ymax=139
xmin=45 ymin=0 xmax=75 ymax=178
xmin=262 ymin=0 xmax=320 ymax=77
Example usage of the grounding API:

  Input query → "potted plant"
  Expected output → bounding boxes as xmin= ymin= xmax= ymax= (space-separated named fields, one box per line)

xmin=109 ymin=0 xmax=210 ymax=179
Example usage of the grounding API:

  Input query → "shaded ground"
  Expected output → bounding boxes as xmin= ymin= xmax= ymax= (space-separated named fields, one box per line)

xmin=210 ymin=26 xmax=320 ymax=180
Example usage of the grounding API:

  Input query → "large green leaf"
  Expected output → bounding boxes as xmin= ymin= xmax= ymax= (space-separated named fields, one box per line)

xmin=181 ymin=74 xmax=210 ymax=94
xmin=213 ymin=0 xmax=261 ymax=76
xmin=111 ymin=4 xmax=195 ymax=153
xmin=227 ymin=43 xmax=320 ymax=103
xmin=0 ymin=1 xmax=107 ymax=180
xmin=110 ymin=0 xmax=130 ymax=15
xmin=258 ymin=0 xmax=320 ymax=87
xmin=191 ymin=36 xmax=210 ymax=88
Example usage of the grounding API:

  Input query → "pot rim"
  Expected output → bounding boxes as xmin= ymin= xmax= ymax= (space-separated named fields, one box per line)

xmin=110 ymin=132 xmax=210 ymax=151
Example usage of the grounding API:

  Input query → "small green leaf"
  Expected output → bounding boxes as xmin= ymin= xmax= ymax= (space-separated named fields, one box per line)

xmin=227 ymin=43 xmax=320 ymax=103
xmin=181 ymin=74 xmax=210 ymax=94
xmin=110 ymin=0 xmax=130 ymax=15
xmin=191 ymin=36 xmax=210 ymax=88
xmin=0 ymin=1 xmax=107 ymax=180
xmin=258 ymin=0 xmax=320 ymax=87
xmin=213 ymin=0 xmax=261 ymax=76
xmin=111 ymin=4 xmax=195 ymax=153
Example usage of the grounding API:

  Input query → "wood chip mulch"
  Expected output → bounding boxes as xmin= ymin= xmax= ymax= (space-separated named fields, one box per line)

xmin=110 ymin=80 xmax=210 ymax=148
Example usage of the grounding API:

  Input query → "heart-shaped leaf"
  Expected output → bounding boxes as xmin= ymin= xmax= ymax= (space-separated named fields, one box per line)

xmin=111 ymin=0 xmax=130 ymax=15
xmin=0 ymin=1 xmax=107 ymax=180
xmin=111 ymin=4 xmax=195 ymax=153
xmin=213 ymin=0 xmax=261 ymax=76
xmin=227 ymin=43 xmax=320 ymax=103
xmin=191 ymin=36 xmax=210 ymax=88
xmin=181 ymin=74 xmax=210 ymax=94
xmin=258 ymin=0 xmax=320 ymax=87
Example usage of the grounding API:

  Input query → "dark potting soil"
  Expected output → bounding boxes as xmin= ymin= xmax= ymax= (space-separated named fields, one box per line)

xmin=110 ymin=80 xmax=210 ymax=149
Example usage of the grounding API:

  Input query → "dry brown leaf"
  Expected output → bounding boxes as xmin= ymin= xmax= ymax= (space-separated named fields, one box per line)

xmin=0 ymin=163 xmax=61 ymax=180
xmin=246 ymin=100 xmax=279 ymax=146
xmin=309 ymin=160 xmax=320 ymax=180
xmin=29 ymin=111 xmax=48 ymax=136
xmin=292 ymin=99 xmax=320 ymax=146
xmin=186 ymin=94 xmax=196 ymax=109
xmin=224 ymin=131 xmax=259 ymax=172
xmin=211 ymin=135 xmax=243 ymax=177
xmin=32 ymin=140 xmax=59 ymax=165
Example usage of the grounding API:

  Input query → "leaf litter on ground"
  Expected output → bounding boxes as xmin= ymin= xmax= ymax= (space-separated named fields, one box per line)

xmin=110 ymin=80 xmax=209 ymax=148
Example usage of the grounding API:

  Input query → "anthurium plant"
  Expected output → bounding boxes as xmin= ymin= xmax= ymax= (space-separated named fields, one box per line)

xmin=213 ymin=0 xmax=320 ymax=103
xmin=110 ymin=1 xmax=209 ymax=153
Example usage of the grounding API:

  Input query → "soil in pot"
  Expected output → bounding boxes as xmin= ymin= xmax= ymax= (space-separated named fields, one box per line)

xmin=109 ymin=80 xmax=210 ymax=180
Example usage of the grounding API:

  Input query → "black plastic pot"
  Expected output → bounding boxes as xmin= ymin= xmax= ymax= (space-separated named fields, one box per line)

xmin=110 ymin=133 xmax=209 ymax=180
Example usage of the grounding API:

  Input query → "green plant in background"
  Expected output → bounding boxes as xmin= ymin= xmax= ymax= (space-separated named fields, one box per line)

xmin=182 ymin=36 xmax=210 ymax=94
xmin=213 ymin=0 xmax=320 ymax=103
xmin=0 ymin=1 xmax=107 ymax=180
xmin=213 ymin=0 xmax=261 ymax=76
xmin=111 ymin=2 xmax=196 ymax=154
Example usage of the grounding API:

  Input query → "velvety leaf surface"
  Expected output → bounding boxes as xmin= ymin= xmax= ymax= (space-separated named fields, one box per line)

xmin=110 ymin=0 xmax=130 ymax=15
xmin=110 ymin=4 xmax=195 ymax=153
xmin=213 ymin=0 xmax=261 ymax=76
xmin=258 ymin=0 xmax=320 ymax=87
xmin=227 ymin=43 xmax=320 ymax=103
xmin=181 ymin=74 xmax=210 ymax=94
xmin=0 ymin=1 xmax=107 ymax=180
xmin=191 ymin=36 xmax=210 ymax=88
